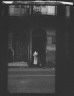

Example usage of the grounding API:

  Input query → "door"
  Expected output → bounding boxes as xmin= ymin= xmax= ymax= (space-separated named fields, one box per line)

xmin=32 ymin=28 xmax=47 ymax=67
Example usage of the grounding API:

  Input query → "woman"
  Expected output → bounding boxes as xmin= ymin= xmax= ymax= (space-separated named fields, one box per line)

xmin=33 ymin=51 xmax=41 ymax=67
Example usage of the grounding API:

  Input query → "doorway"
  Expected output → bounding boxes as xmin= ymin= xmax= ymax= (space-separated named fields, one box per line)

xmin=32 ymin=28 xmax=47 ymax=67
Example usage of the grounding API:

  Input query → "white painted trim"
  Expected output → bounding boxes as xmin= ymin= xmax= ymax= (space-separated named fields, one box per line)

xmin=8 ymin=68 xmax=55 ymax=71
xmin=8 ymin=63 xmax=28 ymax=66
xmin=61 ymin=1 xmax=73 ymax=5
xmin=2 ymin=1 xmax=73 ymax=5
xmin=2 ymin=1 xmax=13 ymax=4
xmin=8 ymin=75 xmax=55 ymax=77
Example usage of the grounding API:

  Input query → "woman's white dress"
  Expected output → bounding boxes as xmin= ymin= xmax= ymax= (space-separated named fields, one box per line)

xmin=33 ymin=51 xmax=38 ymax=65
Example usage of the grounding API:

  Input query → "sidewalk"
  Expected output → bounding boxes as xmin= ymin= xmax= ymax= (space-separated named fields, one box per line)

xmin=8 ymin=67 xmax=55 ymax=93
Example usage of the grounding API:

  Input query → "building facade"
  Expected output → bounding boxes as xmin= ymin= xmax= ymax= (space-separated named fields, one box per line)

xmin=2 ymin=1 xmax=71 ymax=68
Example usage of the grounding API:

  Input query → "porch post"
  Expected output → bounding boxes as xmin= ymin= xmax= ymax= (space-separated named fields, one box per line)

xmin=0 ymin=3 xmax=9 ymax=95
xmin=56 ymin=5 xmax=68 ymax=95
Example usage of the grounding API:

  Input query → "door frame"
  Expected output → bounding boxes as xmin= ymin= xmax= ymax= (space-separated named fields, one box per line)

xmin=29 ymin=28 xmax=47 ymax=66
xmin=29 ymin=28 xmax=33 ymax=66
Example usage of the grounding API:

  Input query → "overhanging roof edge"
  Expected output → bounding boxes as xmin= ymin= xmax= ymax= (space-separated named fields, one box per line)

xmin=2 ymin=1 xmax=73 ymax=5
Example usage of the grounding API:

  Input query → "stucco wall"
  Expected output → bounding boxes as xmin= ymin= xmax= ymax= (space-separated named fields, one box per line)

xmin=8 ymin=21 xmax=29 ymax=62
xmin=44 ymin=27 xmax=56 ymax=67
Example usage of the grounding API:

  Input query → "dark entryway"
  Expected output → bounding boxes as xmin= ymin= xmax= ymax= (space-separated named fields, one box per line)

xmin=32 ymin=28 xmax=47 ymax=67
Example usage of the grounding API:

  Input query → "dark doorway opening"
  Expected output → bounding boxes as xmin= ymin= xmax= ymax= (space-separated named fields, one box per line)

xmin=32 ymin=28 xmax=47 ymax=67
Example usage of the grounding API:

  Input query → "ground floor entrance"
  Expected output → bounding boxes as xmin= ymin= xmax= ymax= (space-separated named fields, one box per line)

xmin=31 ymin=28 xmax=47 ymax=67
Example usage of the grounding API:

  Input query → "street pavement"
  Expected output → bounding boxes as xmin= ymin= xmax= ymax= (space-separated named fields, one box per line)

xmin=8 ymin=66 xmax=55 ymax=93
